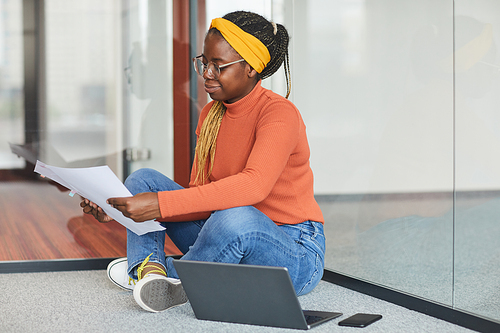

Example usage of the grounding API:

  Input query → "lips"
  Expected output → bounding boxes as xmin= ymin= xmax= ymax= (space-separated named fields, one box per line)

xmin=204 ymin=83 xmax=221 ymax=94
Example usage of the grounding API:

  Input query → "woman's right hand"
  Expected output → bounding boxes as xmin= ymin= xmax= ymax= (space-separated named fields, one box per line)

xmin=80 ymin=198 xmax=114 ymax=223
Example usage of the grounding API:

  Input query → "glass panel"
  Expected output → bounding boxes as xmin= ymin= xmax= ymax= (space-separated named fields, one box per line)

xmin=454 ymin=0 xmax=500 ymax=321
xmin=123 ymin=0 xmax=174 ymax=177
xmin=294 ymin=0 xmax=455 ymax=305
xmin=1 ymin=1 xmax=128 ymax=261
xmin=0 ymin=0 xmax=24 ymax=169
xmin=1 ymin=0 xmax=178 ymax=262
xmin=45 ymin=0 xmax=122 ymax=174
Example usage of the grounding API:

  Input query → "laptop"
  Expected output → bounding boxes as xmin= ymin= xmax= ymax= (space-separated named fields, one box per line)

xmin=173 ymin=260 xmax=342 ymax=330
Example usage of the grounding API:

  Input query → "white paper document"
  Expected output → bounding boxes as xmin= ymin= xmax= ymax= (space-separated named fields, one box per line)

xmin=34 ymin=160 xmax=165 ymax=235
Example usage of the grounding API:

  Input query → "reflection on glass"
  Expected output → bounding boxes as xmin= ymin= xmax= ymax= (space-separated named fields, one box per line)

xmin=0 ymin=1 xmax=128 ymax=262
xmin=45 ymin=0 xmax=121 ymax=172
xmin=123 ymin=0 xmax=174 ymax=177
xmin=0 ymin=0 xmax=24 ymax=169
xmin=454 ymin=0 xmax=500 ymax=321
xmin=0 ymin=0 xmax=182 ymax=262
xmin=294 ymin=0 xmax=455 ymax=305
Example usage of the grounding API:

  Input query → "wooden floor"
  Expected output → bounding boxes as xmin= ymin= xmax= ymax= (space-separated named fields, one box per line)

xmin=0 ymin=180 xmax=181 ymax=261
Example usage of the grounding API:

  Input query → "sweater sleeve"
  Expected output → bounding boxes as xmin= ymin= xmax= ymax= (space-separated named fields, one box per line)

xmin=157 ymin=100 xmax=300 ymax=219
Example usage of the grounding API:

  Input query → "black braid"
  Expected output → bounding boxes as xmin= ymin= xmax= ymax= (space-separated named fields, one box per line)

xmin=222 ymin=11 xmax=291 ymax=98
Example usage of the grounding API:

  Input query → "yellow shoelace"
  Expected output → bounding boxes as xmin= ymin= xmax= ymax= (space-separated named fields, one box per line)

xmin=137 ymin=253 xmax=167 ymax=280
xmin=128 ymin=277 xmax=137 ymax=286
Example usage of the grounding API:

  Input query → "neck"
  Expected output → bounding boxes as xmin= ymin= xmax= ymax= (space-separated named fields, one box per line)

xmin=224 ymin=78 xmax=260 ymax=104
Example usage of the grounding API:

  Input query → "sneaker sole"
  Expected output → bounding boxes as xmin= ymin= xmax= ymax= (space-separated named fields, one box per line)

xmin=134 ymin=277 xmax=188 ymax=312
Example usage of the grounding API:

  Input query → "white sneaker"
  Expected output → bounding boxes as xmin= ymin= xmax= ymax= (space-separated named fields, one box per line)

xmin=107 ymin=258 xmax=137 ymax=291
xmin=133 ymin=275 xmax=188 ymax=312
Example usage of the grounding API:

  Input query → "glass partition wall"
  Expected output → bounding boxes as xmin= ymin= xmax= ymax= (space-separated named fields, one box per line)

xmin=0 ymin=0 xmax=179 ymax=261
xmin=289 ymin=0 xmax=499 ymax=324
xmin=305 ymin=0 xmax=457 ymax=304
xmin=453 ymin=0 xmax=500 ymax=321
xmin=0 ymin=0 xmax=24 ymax=170
xmin=1 ymin=0 xmax=499 ymax=327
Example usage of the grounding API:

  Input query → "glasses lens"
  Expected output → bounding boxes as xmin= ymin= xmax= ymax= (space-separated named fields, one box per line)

xmin=211 ymin=63 xmax=220 ymax=80
xmin=193 ymin=57 xmax=220 ymax=79
xmin=194 ymin=58 xmax=205 ymax=76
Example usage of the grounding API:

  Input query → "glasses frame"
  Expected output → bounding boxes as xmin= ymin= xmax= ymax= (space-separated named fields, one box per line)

xmin=193 ymin=55 xmax=245 ymax=80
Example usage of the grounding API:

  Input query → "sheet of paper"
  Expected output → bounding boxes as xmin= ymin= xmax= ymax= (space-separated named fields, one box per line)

xmin=34 ymin=160 xmax=165 ymax=236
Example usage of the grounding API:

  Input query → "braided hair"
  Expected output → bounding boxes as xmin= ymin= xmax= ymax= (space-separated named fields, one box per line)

xmin=223 ymin=11 xmax=291 ymax=96
xmin=194 ymin=11 xmax=291 ymax=185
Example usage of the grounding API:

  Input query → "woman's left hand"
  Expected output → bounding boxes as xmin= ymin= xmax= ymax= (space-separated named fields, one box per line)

xmin=107 ymin=192 xmax=161 ymax=222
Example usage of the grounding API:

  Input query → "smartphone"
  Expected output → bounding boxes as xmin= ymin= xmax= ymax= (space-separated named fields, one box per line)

xmin=338 ymin=313 xmax=382 ymax=327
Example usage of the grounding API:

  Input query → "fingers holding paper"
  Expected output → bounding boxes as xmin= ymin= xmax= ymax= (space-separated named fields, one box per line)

xmin=107 ymin=192 xmax=161 ymax=222
xmin=80 ymin=198 xmax=114 ymax=223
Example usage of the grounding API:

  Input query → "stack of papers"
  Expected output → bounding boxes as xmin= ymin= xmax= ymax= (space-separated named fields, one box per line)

xmin=34 ymin=160 xmax=165 ymax=236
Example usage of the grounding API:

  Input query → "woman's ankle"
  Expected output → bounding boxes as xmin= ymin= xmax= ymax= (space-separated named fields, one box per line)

xmin=138 ymin=262 xmax=167 ymax=280
xmin=145 ymin=262 xmax=166 ymax=275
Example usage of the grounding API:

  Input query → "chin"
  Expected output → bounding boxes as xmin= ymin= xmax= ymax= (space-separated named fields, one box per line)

xmin=208 ymin=93 xmax=224 ymax=101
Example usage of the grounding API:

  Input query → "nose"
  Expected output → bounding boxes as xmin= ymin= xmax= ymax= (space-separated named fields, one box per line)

xmin=203 ymin=67 xmax=216 ymax=80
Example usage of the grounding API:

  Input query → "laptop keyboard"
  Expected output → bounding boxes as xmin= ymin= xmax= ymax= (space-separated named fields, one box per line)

xmin=304 ymin=314 xmax=324 ymax=325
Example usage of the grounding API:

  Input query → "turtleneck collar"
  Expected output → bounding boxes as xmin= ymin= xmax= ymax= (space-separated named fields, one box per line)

xmin=223 ymin=80 xmax=264 ymax=118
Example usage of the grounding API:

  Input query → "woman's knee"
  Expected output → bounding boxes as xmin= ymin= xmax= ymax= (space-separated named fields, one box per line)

xmin=204 ymin=206 xmax=272 ymax=239
xmin=124 ymin=168 xmax=179 ymax=194
xmin=124 ymin=168 xmax=158 ymax=187
xmin=296 ymin=252 xmax=324 ymax=296
xmin=124 ymin=168 xmax=157 ymax=188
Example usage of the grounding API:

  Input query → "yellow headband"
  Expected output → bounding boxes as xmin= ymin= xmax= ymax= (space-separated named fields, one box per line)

xmin=210 ymin=18 xmax=271 ymax=73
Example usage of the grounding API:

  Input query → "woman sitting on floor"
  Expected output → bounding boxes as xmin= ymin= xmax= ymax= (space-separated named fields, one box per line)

xmin=81 ymin=10 xmax=325 ymax=313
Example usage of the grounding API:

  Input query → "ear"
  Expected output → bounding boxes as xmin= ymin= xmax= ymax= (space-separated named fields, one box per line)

xmin=246 ymin=64 xmax=258 ymax=79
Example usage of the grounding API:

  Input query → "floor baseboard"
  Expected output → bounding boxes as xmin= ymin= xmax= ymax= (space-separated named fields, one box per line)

xmin=0 ymin=255 xmax=183 ymax=274
xmin=322 ymin=270 xmax=500 ymax=333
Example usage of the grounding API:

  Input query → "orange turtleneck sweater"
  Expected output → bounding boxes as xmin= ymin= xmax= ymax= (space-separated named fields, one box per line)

xmin=157 ymin=81 xmax=324 ymax=225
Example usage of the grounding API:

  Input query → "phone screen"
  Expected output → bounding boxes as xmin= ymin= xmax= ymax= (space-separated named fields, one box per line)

xmin=338 ymin=313 xmax=382 ymax=327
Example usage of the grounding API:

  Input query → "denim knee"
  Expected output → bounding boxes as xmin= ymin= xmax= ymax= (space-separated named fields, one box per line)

xmin=124 ymin=168 xmax=157 ymax=189
xmin=205 ymin=206 xmax=270 ymax=240
xmin=124 ymin=168 xmax=181 ymax=196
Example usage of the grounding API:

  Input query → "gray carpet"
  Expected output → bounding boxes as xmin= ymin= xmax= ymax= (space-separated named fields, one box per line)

xmin=0 ymin=270 xmax=474 ymax=332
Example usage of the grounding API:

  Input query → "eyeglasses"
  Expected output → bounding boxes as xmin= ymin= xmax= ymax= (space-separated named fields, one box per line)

xmin=193 ymin=55 xmax=245 ymax=80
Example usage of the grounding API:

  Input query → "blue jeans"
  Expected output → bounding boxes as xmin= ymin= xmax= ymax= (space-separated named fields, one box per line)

xmin=125 ymin=168 xmax=325 ymax=296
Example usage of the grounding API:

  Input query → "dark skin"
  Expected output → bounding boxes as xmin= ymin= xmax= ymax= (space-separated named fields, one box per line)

xmin=201 ymin=31 xmax=259 ymax=103
xmin=81 ymin=32 xmax=259 ymax=274
xmin=80 ymin=193 xmax=160 ymax=223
